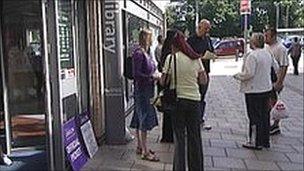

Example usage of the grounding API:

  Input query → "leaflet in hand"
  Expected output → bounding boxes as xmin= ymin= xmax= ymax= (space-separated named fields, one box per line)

xmin=202 ymin=50 xmax=218 ymax=60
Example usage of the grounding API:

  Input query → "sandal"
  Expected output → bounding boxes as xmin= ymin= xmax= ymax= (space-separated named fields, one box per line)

xmin=141 ymin=152 xmax=160 ymax=162
xmin=136 ymin=147 xmax=142 ymax=155
xmin=136 ymin=147 xmax=155 ymax=155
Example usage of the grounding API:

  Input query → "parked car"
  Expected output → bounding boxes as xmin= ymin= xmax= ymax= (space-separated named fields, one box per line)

xmin=210 ymin=37 xmax=220 ymax=47
xmin=214 ymin=39 xmax=245 ymax=57
xmin=279 ymin=35 xmax=304 ymax=50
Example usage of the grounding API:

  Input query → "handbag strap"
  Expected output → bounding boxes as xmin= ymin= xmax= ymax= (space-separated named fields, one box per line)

xmin=173 ymin=54 xmax=177 ymax=89
xmin=164 ymin=55 xmax=173 ymax=86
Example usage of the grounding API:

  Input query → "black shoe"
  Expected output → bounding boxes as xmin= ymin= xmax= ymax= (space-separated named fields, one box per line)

xmin=160 ymin=138 xmax=173 ymax=143
xmin=270 ymin=125 xmax=281 ymax=135
xmin=242 ymin=142 xmax=262 ymax=150
xmin=263 ymin=143 xmax=270 ymax=148
xmin=202 ymin=124 xmax=212 ymax=130
xmin=294 ymin=70 xmax=299 ymax=75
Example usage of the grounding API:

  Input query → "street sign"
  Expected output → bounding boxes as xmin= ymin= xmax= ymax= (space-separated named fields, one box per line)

xmin=240 ymin=0 xmax=251 ymax=15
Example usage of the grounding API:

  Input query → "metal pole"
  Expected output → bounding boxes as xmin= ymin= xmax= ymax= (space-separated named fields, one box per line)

xmin=244 ymin=14 xmax=248 ymax=55
xmin=286 ymin=5 xmax=289 ymax=28
xmin=276 ymin=3 xmax=279 ymax=29
xmin=195 ymin=0 xmax=199 ymax=26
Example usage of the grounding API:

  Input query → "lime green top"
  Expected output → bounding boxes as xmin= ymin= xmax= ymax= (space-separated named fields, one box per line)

xmin=163 ymin=51 xmax=204 ymax=101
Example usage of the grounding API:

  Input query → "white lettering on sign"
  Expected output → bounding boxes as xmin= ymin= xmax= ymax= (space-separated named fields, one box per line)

xmin=65 ymin=127 xmax=75 ymax=139
xmin=66 ymin=139 xmax=80 ymax=154
xmin=71 ymin=147 xmax=82 ymax=162
xmin=104 ymin=1 xmax=119 ymax=54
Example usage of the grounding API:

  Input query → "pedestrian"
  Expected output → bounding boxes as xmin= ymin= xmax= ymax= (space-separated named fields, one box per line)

xmin=154 ymin=35 xmax=163 ymax=71
xmin=264 ymin=25 xmax=289 ymax=135
xmin=187 ymin=19 xmax=213 ymax=130
xmin=161 ymin=30 xmax=207 ymax=171
xmin=289 ymin=37 xmax=302 ymax=75
xmin=158 ymin=30 xmax=177 ymax=143
xmin=158 ymin=29 xmax=203 ymax=143
xmin=233 ymin=33 xmax=279 ymax=150
xmin=130 ymin=29 xmax=160 ymax=161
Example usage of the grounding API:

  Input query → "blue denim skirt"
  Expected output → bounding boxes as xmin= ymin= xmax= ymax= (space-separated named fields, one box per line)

xmin=130 ymin=85 xmax=158 ymax=131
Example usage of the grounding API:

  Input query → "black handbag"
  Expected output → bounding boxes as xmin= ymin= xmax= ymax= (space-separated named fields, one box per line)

xmin=157 ymin=54 xmax=177 ymax=113
xmin=123 ymin=56 xmax=134 ymax=80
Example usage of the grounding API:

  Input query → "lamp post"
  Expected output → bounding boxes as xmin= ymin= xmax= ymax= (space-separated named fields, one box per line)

xmin=240 ymin=0 xmax=251 ymax=55
xmin=286 ymin=5 xmax=290 ymax=28
xmin=274 ymin=2 xmax=281 ymax=29
xmin=195 ymin=0 xmax=199 ymax=26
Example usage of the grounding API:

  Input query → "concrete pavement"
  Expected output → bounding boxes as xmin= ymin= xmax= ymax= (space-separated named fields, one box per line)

xmin=82 ymin=57 xmax=303 ymax=171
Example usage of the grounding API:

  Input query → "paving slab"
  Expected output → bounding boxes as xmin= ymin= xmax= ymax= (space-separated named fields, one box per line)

xmin=277 ymin=162 xmax=304 ymax=171
xmin=226 ymin=148 xmax=257 ymax=160
xmin=204 ymin=147 xmax=227 ymax=157
xmin=210 ymin=139 xmax=238 ymax=148
xmin=244 ymin=160 xmax=280 ymax=170
xmin=82 ymin=62 xmax=303 ymax=171
xmin=254 ymin=151 xmax=290 ymax=162
xmin=213 ymin=157 xmax=246 ymax=169
xmin=285 ymin=153 xmax=304 ymax=163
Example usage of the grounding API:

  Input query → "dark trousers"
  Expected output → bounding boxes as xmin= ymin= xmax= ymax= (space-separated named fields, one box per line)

xmin=172 ymin=99 xmax=203 ymax=171
xmin=161 ymin=112 xmax=173 ymax=142
xmin=245 ymin=92 xmax=271 ymax=147
xmin=291 ymin=56 xmax=300 ymax=75
xmin=199 ymin=75 xmax=209 ymax=122
xmin=158 ymin=82 xmax=173 ymax=142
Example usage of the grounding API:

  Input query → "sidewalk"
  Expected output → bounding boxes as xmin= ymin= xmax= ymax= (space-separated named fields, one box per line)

xmin=82 ymin=68 xmax=303 ymax=170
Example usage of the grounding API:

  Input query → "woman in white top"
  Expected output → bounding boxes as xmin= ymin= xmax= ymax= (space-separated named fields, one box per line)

xmin=233 ymin=33 xmax=279 ymax=150
xmin=161 ymin=31 xmax=207 ymax=171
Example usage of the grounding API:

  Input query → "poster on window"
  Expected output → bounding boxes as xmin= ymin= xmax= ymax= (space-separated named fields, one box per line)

xmin=57 ymin=0 xmax=77 ymax=98
xmin=63 ymin=117 xmax=88 ymax=171
xmin=58 ymin=1 xmax=74 ymax=70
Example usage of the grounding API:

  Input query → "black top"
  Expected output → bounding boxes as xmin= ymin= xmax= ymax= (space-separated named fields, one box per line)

xmin=187 ymin=35 xmax=214 ymax=73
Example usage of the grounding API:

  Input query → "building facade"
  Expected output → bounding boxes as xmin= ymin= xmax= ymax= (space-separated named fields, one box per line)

xmin=0 ymin=0 xmax=164 ymax=170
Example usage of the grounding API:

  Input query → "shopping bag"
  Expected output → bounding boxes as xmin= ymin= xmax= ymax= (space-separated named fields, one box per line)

xmin=270 ymin=99 xmax=288 ymax=120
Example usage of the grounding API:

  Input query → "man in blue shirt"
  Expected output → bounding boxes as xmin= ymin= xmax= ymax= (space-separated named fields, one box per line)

xmin=187 ymin=19 xmax=213 ymax=130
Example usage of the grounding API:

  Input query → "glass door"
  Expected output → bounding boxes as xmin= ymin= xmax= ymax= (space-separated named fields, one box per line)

xmin=0 ymin=0 xmax=46 ymax=151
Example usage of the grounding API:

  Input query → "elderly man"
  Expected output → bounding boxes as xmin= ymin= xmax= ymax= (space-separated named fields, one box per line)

xmin=264 ymin=26 xmax=289 ymax=135
xmin=187 ymin=19 xmax=213 ymax=130
xmin=233 ymin=33 xmax=279 ymax=150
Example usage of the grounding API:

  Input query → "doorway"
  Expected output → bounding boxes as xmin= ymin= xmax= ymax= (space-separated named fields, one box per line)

xmin=0 ymin=0 xmax=46 ymax=153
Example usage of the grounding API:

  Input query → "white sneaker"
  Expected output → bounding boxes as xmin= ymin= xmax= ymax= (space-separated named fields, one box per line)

xmin=0 ymin=154 xmax=13 ymax=166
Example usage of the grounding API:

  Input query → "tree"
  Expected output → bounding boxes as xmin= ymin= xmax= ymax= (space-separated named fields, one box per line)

xmin=165 ymin=0 xmax=304 ymax=38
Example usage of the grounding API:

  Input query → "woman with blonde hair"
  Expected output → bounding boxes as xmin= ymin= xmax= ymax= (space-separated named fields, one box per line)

xmin=233 ymin=33 xmax=279 ymax=150
xmin=129 ymin=29 xmax=160 ymax=161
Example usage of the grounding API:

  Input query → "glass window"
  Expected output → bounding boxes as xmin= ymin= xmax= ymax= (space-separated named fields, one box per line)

xmin=1 ymin=0 xmax=46 ymax=148
xmin=219 ymin=42 xmax=228 ymax=48
xmin=123 ymin=13 xmax=148 ymax=110
xmin=57 ymin=0 xmax=74 ymax=71
xmin=56 ymin=0 xmax=79 ymax=121
xmin=127 ymin=13 xmax=148 ymax=57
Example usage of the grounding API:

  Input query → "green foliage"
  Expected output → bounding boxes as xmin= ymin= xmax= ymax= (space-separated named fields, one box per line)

xmin=165 ymin=0 xmax=303 ymax=38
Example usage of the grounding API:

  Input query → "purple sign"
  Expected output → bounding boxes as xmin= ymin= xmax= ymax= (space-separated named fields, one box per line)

xmin=63 ymin=117 xmax=88 ymax=171
xmin=78 ymin=110 xmax=90 ymax=126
